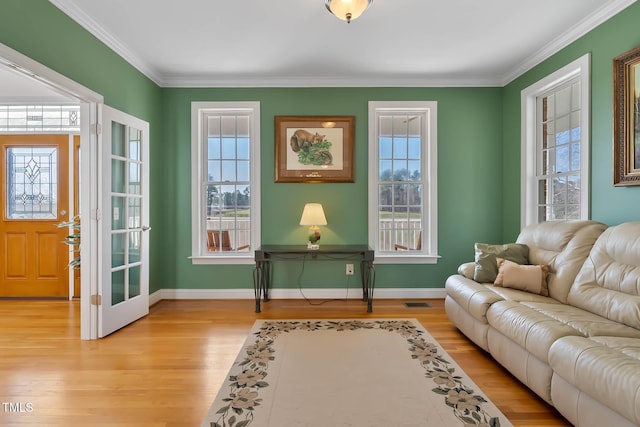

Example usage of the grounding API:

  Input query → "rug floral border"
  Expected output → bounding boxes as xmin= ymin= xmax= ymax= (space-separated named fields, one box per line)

xmin=208 ymin=320 xmax=504 ymax=427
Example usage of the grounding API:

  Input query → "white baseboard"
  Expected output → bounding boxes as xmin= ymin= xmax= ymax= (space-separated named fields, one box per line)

xmin=149 ymin=287 xmax=446 ymax=305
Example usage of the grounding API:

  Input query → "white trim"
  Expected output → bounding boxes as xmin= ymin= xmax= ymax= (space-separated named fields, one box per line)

xmin=520 ymin=54 xmax=590 ymax=228
xmin=150 ymin=287 xmax=447 ymax=302
xmin=162 ymin=74 xmax=501 ymax=88
xmin=189 ymin=256 xmax=255 ymax=265
xmin=190 ymin=101 xmax=261 ymax=264
xmin=368 ymin=101 xmax=439 ymax=264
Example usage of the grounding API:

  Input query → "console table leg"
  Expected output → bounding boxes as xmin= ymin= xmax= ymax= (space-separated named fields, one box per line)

xmin=365 ymin=261 xmax=375 ymax=313
xmin=253 ymin=263 xmax=262 ymax=313
xmin=360 ymin=260 xmax=368 ymax=302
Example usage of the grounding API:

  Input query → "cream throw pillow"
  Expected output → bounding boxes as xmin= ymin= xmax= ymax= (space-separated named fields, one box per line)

xmin=494 ymin=258 xmax=550 ymax=296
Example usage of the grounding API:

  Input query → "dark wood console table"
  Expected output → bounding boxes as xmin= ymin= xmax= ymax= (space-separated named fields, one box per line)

xmin=253 ymin=245 xmax=375 ymax=313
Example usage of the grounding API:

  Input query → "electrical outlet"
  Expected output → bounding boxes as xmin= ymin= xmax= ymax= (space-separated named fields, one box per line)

xmin=346 ymin=264 xmax=354 ymax=275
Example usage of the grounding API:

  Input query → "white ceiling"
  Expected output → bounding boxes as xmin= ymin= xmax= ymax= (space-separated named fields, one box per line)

xmin=0 ymin=66 xmax=74 ymax=103
xmin=45 ymin=0 xmax=635 ymax=88
xmin=0 ymin=0 xmax=635 ymax=100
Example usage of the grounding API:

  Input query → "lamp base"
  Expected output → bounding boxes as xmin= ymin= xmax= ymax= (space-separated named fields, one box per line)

xmin=306 ymin=225 xmax=321 ymax=250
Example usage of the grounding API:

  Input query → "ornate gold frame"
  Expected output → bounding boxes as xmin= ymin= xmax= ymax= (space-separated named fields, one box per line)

xmin=613 ymin=45 xmax=640 ymax=186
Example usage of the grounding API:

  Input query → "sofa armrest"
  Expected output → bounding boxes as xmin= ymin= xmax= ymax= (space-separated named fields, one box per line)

xmin=445 ymin=274 xmax=504 ymax=323
xmin=457 ymin=262 xmax=475 ymax=279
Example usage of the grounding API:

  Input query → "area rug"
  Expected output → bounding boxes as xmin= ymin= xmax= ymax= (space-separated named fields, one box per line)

xmin=201 ymin=319 xmax=512 ymax=427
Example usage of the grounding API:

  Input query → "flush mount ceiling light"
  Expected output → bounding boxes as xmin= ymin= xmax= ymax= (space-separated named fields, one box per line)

xmin=325 ymin=0 xmax=372 ymax=24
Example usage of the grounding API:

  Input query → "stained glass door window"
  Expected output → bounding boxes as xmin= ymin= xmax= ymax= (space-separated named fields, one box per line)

xmin=6 ymin=147 xmax=58 ymax=220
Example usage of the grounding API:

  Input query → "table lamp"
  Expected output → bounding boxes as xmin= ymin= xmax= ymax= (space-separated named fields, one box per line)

xmin=299 ymin=203 xmax=327 ymax=250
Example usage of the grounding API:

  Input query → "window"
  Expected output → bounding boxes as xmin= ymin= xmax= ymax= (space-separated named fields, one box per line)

xmin=191 ymin=102 xmax=260 ymax=264
xmin=368 ymin=101 xmax=438 ymax=264
xmin=521 ymin=54 xmax=590 ymax=226
xmin=0 ymin=104 xmax=80 ymax=132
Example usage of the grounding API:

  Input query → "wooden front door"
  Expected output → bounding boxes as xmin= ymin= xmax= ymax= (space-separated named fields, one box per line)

xmin=0 ymin=135 xmax=70 ymax=297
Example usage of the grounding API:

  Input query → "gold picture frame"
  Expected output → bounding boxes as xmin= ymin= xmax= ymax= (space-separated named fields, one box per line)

xmin=613 ymin=45 xmax=640 ymax=186
xmin=275 ymin=116 xmax=355 ymax=183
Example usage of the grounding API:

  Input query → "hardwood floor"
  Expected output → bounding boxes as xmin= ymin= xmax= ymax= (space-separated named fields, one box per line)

xmin=0 ymin=298 xmax=571 ymax=426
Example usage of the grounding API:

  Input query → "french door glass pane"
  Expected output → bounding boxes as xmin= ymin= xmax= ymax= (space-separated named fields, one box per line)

xmin=112 ymin=196 xmax=125 ymax=230
xmin=112 ymin=122 xmax=126 ymax=156
xmin=129 ymin=266 xmax=141 ymax=298
xmin=129 ymin=128 xmax=141 ymax=161
xmin=112 ymin=270 xmax=125 ymax=305
xmin=112 ymin=159 xmax=126 ymax=193
xmin=112 ymin=233 xmax=125 ymax=267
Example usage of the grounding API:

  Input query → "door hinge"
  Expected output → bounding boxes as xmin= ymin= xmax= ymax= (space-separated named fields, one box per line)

xmin=91 ymin=294 xmax=102 ymax=306
xmin=91 ymin=208 xmax=102 ymax=221
xmin=90 ymin=123 xmax=102 ymax=135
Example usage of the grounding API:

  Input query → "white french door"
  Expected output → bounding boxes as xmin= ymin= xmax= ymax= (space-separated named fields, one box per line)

xmin=98 ymin=105 xmax=150 ymax=337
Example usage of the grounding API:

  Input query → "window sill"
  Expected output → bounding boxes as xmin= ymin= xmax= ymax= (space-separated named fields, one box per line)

xmin=190 ymin=255 xmax=255 ymax=265
xmin=373 ymin=254 xmax=440 ymax=264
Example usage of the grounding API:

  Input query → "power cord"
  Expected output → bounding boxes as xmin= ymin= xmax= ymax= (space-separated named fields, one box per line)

xmin=297 ymin=254 xmax=351 ymax=306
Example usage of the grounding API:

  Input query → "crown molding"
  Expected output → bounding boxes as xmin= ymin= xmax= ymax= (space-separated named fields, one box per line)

xmin=156 ymin=73 xmax=502 ymax=88
xmin=500 ymin=0 xmax=637 ymax=86
xmin=49 ymin=0 xmax=163 ymax=85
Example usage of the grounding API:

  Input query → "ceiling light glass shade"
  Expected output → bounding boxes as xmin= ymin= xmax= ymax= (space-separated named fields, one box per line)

xmin=325 ymin=0 xmax=372 ymax=23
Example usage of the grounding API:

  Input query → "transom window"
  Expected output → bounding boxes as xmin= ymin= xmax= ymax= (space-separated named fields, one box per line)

xmin=191 ymin=102 xmax=260 ymax=264
xmin=0 ymin=105 xmax=80 ymax=132
xmin=368 ymin=101 xmax=438 ymax=264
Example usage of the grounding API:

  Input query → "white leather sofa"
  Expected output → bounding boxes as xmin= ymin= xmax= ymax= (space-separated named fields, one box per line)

xmin=445 ymin=220 xmax=640 ymax=427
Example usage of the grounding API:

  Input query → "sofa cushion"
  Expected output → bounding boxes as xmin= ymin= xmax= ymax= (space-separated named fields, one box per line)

xmin=487 ymin=300 xmax=581 ymax=363
xmin=516 ymin=220 xmax=607 ymax=303
xmin=568 ymin=222 xmax=640 ymax=330
xmin=520 ymin=302 xmax=640 ymax=338
xmin=487 ymin=300 xmax=640 ymax=363
xmin=494 ymin=258 xmax=549 ymax=296
xmin=489 ymin=286 xmax=556 ymax=303
xmin=473 ymin=242 xmax=529 ymax=283
xmin=549 ymin=336 xmax=640 ymax=426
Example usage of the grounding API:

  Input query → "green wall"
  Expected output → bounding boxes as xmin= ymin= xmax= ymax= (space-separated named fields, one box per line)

xmin=3 ymin=0 xmax=638 ymax=293
xmin=501 ymin=1 xmax=640 ymax=240
xmin=163 ymin=87 xmax=502 ymax=290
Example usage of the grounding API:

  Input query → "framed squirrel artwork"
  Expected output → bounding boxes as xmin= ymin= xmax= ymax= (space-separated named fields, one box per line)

xmin=275 ymin=116 xmax=355 ymax=183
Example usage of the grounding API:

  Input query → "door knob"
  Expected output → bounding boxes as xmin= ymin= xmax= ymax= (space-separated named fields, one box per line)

xmin=60 ymin=210 xmax=67 ymax=216
xmin=141 ymin=226 xmax=152 ymax=232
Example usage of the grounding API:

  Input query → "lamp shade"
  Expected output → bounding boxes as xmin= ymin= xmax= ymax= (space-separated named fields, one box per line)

xmin=299 ymin=203 xmax=327 ymax=226
xmin=325 ymin=0 xmax=372 ymax=23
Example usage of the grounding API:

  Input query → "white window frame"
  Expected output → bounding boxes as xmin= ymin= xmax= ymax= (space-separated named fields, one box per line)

xmin=368 ymin=101 xmax=439 ymax=264
xmin=521 ymin=54 xmax=590 ymax=227
xmin=190 ymin=101 xmax=260 ymax=264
